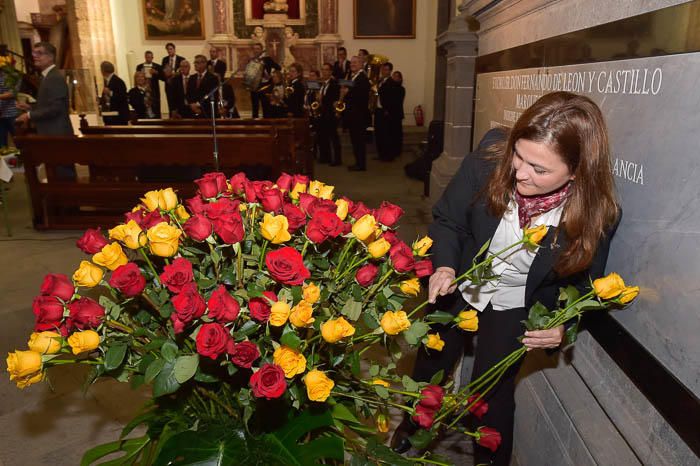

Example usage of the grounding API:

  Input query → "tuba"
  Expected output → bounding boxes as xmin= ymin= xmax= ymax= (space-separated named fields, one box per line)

xmin=367 ymin=53 xmax=390 ymax=112
xmin=243 ymin=58 xmax=265 ymax=91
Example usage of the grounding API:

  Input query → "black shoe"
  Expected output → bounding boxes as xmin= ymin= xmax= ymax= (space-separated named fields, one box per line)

xmin=390 ymin=418 xmax=417 ymax=453
xmin=348 ymin=165 xmax=366 ymax=171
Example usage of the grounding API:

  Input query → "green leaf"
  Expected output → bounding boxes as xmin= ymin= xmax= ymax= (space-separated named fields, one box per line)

xmin=401 ymin=374 xmax=419 ymax=393
xmin=197 ymin=277 xmax=217 ymax=290
xmin=144 ymin=359 xmax=165 ymax=384
xmin=194 ymin=367 xmax=220 ymax=383
xmin=424 ymin=311 xmax=456 ymax=324
xmin=331 ymin=403 xmax=362 ymax=425
xmin=104 ymin=342 xmax=127 ymax=371
xmin=403 ymin=321 xmax=431 ymax=345
xmin=524 ymin=301 xmax=553 ymax=330
xmin=152 ymin=360 xmax=181 ymax=397
xmin=160 ymin=340 xmax=178 ymax=362
xmin=340 ymin=298 xmax=362 ymax=321
xmin=348 ymin=351 xmax=360 ymax=376
xmin=368 ymin=364 xmax=379 ymax=377
xmin=173 ymin=354 xmax=199 ymax=384
xmin=374 ymin=385 xmax=390 ymax=399
xmin=365 ymin=437 xmax=414 ymax=466
xmin=559 ymin=285 xmax=580 ymax=307
xmin=430 ymin=369 xmax=445 ymax=385
xmin=234 ymin=320 xmax=261 ymax=340
xmin=408 ymin=428 xmax=436 ymax=450
xmin=565 ymin=319 xmax=580 ymax=345
xmin=211 ymin=248 xmax=221 ymax=266
xmin=474 ymin=238 xmax=492 ymax=261
xmin=280 ymin=326 xmax=302 ymax=349
xmin=80 ymin=435 xmax=150 ymax=466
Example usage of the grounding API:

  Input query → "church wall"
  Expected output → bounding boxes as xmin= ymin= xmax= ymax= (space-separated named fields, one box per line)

xmin=15 ymin=0 xmax=41 ymax=24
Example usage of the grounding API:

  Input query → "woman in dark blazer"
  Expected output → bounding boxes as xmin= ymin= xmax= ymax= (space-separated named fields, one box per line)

xmin=393 ymin=92 xmax=620 ymax=465
xmin=128 ymin=71 xmax=157 ymax=120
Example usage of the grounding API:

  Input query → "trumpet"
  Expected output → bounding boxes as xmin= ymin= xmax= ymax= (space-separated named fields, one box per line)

xmin=310 ymin=97 xmax=321 ymax=118
xmin=285 ymin=84 xmax=294 ymax=98
xmin=334 ymin=99 xmax=346 ymax=118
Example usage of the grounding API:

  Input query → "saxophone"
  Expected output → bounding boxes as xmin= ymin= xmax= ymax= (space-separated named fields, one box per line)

xmin=310 ymin=90 xmax=321 ymax=118
xmin=334 ymin=87 xmax=347 ymax=118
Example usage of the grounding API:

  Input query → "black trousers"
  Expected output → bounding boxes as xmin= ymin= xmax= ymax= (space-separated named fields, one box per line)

xmin=348 ymin=121 xmax=367 ymax=169
xmin=374 ymin=108 xmax=390 ymax=160
xmin=251 ymin=90 xmax=270 ymax=118
xmin=413 ymin=302 xmax=527 ymax=466
xmin=318 ymin=116 xmax=341 ymax=164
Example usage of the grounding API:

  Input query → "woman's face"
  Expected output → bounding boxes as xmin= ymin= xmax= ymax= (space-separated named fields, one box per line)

xmin=512 ymin=139 xmax=574 ymax=196
xmin=135 ymin=73 xmax=146 ymax=86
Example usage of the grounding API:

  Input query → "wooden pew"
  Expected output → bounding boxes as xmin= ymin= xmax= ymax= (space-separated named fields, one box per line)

xmin=15 ymin=133 xmax=285 ymax=230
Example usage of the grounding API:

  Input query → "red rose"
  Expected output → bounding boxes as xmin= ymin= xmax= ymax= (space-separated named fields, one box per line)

xmin=265 ymin=247 xmax=311 ymax=286
xmin=467 ymin=394 xmax=489 ymax=420
xmin=477 ymin=426 xmax=502 ymax=452
xmin=260 ymin=187 xmax=284 ymax=213
xmin=306 ymin=211 xmax=344 ymax=243
xmin=390 ymin=242 xmax=415 ymax=273
xmin=298 ymin=193 xmax=317 ymax=214
xmin=207 ymin=285 xmax=240 ymax=323
xmin=308 ymin=199 xmax=337 ymax=217
xmin=382 ymin=231 xmax=400 ymax=246
xmin=229 ymin=340 xmax=260 ymax=368
xmin=229 ymin=172 xmax=248 ymax=196
xmin=276 ymin=172 xmax=294 ymax=191
xmin=414 ymin=259 xmax=434 ymax=278
xmin=32 ymin=295 xmax=64 ymax=331
xmin=418 ymin=385 xmax=445 ymax=411
xmin=170 ymin=283 xmax=206 ymax=333
xmin=141 ymin=210 xmax=170 ymax=229
xmin=244 ymin=181 xmax=258 ymax=203
xmin=212 ymin=216 xmax=245 ymax=244
xmin=252 ymin=180 xmax=273 ymax=200
xmin=186 ymin=196 xmax=207 ymax=215
xmin=292 ymin=174 xmax=309 ymax=188
xmin=124 ymin=210 xmax=144 ymax=226
xmin=67 ymin=297 xmax=105 ymax=330
xmin=204 ymin=198 xmax=240 ymax=221
xmin=248 ymin=291 xmax=277 ymax=322
xmin=196 ymin=172 xmax=227 ymax=199
xmin=349 ymin=201 xmax=371 ymax=219
xmin=249 ymin=363 xmax=286 ymax=399
xmin=412 ymin=404 xmax=437 ymax=429
xmin=183 ymin=215 xmax=213 ymax=242
xmin=195 ymin=322 xmax=233 ymax=360
xmin=76 ymin=228 xmax=109 ymax=254
xmin=342 ymin=222 xmax=352 ymax=235
xmin=40 ymin=273 xmax=74 ymax=301
xmin=283 ymin=203 xmax=307 ymax=232
xmin=355 ymin=263 xmax=379 ymax=287
xmin=160 ymin=257 xmax=194 ymax=293
xmin=375 ymin=201 xmax=404 ymax=227
xmin=109 ymin=263 xmax=146 ymax=297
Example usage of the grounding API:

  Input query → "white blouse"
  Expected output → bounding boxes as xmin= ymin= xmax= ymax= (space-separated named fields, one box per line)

xmin=459 ymin=200 xmax=564 ymax=311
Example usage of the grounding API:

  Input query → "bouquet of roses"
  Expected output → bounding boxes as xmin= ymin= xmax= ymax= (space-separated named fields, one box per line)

xmin=5 ymin=171 xmax=638 ymax=465
xmin=0 ymin=54 xmax=22 ymax=94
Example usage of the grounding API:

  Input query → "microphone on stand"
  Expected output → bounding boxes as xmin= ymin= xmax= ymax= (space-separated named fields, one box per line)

xmin=201 ymin=86 xmax=221 ymax=172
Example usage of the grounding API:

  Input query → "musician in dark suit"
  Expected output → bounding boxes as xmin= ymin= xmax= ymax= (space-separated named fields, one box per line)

xmin=161 ymin=42 xmax=185 ymax=74
xmin=208 ymin=46 xmax=227 ymax=82
xmin=343 ymin=56 xmax=370 ymax=171
xmin=128 ymin=71 xmax=157 ymax=119
xmin=332 ymin=47 xmax=350 ymax=80
xmin=249 ymin=43 xmax=281 ymax=118
xmin=217 ymin=80 xmax=240 ymax=118
xmin=136 ymin=50 xmax=162 ymax=118
xmin=317 ymin=63 xmax=341 ymax=166
xmin=373 ymin=62 xmax=402 ymax=161
xmin=390 ymin=70 xmax=406 ymax=160
xmin=391 ymin=94 xmax=621 ymax=465
xmin=100 ymin=61 xmax=130 ymax=125
xmin=284 ymin=63 xmax=305 ymax=117
xmin=358 ymin=49 xmax=371 ymax=75
xmin=169 ymin=60 xmax=192 ymax=118
xmin=186 ymin=55 xmax=219 ymax=118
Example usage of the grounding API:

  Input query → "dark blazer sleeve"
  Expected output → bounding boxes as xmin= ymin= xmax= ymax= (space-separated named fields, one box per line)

xmin=128 ymin=88 xmax=145 ymax=116
xmin=30 ymin=72 xmax=68 ymax=122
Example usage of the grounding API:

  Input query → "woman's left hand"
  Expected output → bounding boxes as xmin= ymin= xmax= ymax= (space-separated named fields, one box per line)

xmin=522 ymin=325 xmax=565 ymax=351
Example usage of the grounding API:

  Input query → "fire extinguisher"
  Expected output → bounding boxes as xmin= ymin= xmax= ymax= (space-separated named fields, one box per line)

xmin=413 ymin=105 xmax=424 ymax=126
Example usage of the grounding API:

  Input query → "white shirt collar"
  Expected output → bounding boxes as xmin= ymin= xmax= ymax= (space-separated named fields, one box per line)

xmin=41 ymin=64 xmax=56 ymax=77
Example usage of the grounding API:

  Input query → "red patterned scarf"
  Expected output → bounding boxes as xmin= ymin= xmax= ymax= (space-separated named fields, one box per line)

xmin=514 ymin=182 xmax=571 ymax=228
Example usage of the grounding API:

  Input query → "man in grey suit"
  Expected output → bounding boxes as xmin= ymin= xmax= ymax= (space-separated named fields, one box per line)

xmin=15 ymin=42 xmax=73 ymax=135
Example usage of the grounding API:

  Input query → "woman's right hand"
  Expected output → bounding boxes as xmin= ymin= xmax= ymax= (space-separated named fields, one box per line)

xmin=428 ymin=267 xmax=457 ymax=303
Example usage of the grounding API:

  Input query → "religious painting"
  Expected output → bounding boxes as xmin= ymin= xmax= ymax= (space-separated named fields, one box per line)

xmin=353 ymin=0 xmax=416 ymax=39
xmin=142 ymin=0 xmax=205 ymax=39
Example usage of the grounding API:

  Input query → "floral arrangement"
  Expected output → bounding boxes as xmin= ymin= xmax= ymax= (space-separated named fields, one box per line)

xmin=0 ymin=54 xmax=21 ymax=94
xmin=5 ymin=172 xmax=638 ymax=465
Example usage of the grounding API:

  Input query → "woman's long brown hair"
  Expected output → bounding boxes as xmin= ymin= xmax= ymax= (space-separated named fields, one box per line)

xmin=485 ymin=92 xmax=619 ymax=277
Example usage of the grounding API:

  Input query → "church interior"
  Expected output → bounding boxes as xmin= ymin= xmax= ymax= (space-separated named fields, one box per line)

xmin=1 ymin=1 xmax=699 ymax=465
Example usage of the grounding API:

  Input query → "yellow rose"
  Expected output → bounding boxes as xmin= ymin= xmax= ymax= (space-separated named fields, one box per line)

xmin=380 ymin=310 xmax=411 ymax=335
xmin=174 ymin=205 xmax=190 ymax=222
xmin=289 ymin=300 xmax=315 ymax=328
xmin=28 ymin=331 xmax=62 ymax=355
xmin=73 ymin=260 xmax=104 ymax=288
xmin=412 ymin=236 xmax=433 ymax=256
xmin=14 ymin=371 xmax=44 ymax=389
xmin=158 ymin=188 xmax=178 ymax=211
xmin=140 ymin=190 xmax=160 ymax=211
xmin=523 ymin=224 xmax=548 ymax=247
xmin=399 ymin=278 xmax=420 ymax=296
xmin=109 ymin=220 xmax=147 ymax=250
xmin=93 ymin=242 xmax=129 ymax=271
xmin=371 ymin=378 xmax=390 ymax=387
xmin=6 ymin=350 xmax=43 ymax=381
xmin=308 ymin=180 xmax=333 ymax=198
xmin=273 ymin=346 xmax=307 ymax=378
xmin=457 ymin=309 xmax=479 ymax=332
xmin=290 ymin=182 xmax=307 ymax=200
xmin=376 ymin=413 xmax=389 ymax=433
xmin=619 ymin=286 xmax=639 ymax=304
xmin=269 ymin=301 xmax=291 ymax=327
xmin=593 ymin=272 xmax=626 ymax=300
xmin=335 ymin=199 xmax=349 ymax=220
xmin=320 ymin=317 xmax=356 ymax=343
xmin=304 ymin=369 xmax=335 ymax=402
xmin=260 ymin=213 xmax=291 ymax=244
xmin=302 ymin=283 xmax=321 ymax=304
xmin=67 ymin=330 xmax=101 ymax=355
xmin=147 ymin=223 xmax=182 ymax=257
xmin=352 ymin=214 xmax=377 ymax=241
xmin=425 ymin=333 xmax=445 ymax=351
xmin=368 ymin=238 xmax=391 ymax=258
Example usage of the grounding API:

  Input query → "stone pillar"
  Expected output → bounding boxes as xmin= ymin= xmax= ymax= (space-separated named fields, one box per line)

xmin=315 ymin=0 xmax=342 ymax=67
xmin=429 ymin=5 xmax=478 ymax=205
xmin=0 ymin=0 xmax=23 ymax=70
xmin=65 ymin=0 xmax=116 ymax=87
xmin=210 ymin=0 xmax=236 ymax=77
